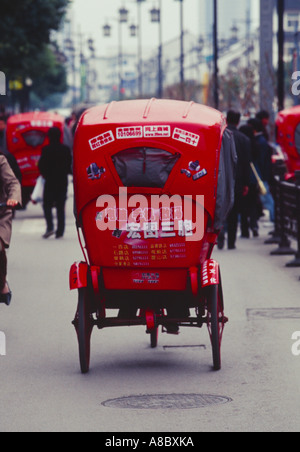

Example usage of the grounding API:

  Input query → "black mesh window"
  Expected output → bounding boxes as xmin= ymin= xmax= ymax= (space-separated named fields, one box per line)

xmin=295 ymin=123 xmax=300 ymax=156
xmin=22 ymin=130 xmax=46 ymax=147
xmin=112 ymin=147 xmax=180 ymax=188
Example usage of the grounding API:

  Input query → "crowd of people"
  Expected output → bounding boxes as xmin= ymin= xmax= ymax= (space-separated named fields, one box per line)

xmin=218 ymin=109 xmax=275 ymax=250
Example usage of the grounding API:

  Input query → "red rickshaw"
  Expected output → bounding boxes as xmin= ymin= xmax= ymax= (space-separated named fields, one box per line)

xmin=276 ymin=105 xmax=300 ymax=180
xmin=6 ymin=112 xmax=71 ymax=205
xmin=70 ymin=99 xmax=236 ymax=373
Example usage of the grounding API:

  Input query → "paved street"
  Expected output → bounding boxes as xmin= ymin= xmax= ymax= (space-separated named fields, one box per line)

xmin=0 ymin=186 xmax=300 ymax=432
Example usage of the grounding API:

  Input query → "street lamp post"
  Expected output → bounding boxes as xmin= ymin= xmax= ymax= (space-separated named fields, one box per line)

xmin=213 ymin=0 xmax=219 ymax=110
xmin=118 ymin=7 xmax=129 ymax=100
xmin=277 ymin=0 xmax=285 ymax=111
xmin=180 ymin=0 xmax=184 ymax=99
xmin=79 ymin=31 xmax=87 ymax=104
xmin=86 ymin=38 xmax=96 ymax=103
xmin=294 ymin=27 xmax=300 ymax=106
xmin=103 ymin=6 xmax=129 ymax=101
xmin=150 ymin=1 xmax=163 ymax=98
xmin=103 ymin=23 xmax=111 ymax=38
xmin=64 ymin=38 xmax=77 ymax=107
xmin=136 ymin=0 xmax=146 ymax=98
xmin=175 ymin=0 xmax=185 ymax=100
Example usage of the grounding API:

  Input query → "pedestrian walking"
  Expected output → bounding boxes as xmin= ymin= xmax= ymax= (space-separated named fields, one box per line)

xmin=248 ymin=118 xmax=275 ymax=224
xmin=239 ymin=124 xmax=262 ymax=237
xmin=223 ymin=110 xmax=251 ymax=249
xmin=256 ymin=110 xmax=270 ymax=141
xmin=0 ymin=153 xmax=22 ymax=305
xmin=38 ymin=127 xmax=72 ymax=239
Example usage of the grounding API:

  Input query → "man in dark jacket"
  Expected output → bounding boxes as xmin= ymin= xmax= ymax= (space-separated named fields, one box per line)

xmin=38 ymin=127 xmax=72 ymax=239
xmin=225 ymin=110 xmax=251 ymax=249
xmin=248 ymin=118 xmax=274 ymax=223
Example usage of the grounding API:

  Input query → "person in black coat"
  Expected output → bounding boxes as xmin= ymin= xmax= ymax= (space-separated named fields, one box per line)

xmin=239 ymin=124 xmax=262 ymax=236
xmin=38 ymin=127 xmax=72 ymax=239
xmin=247 ymin=118 xmax=275 ymax=223
xmin=225 ymin=110 xmax=251 ymax=249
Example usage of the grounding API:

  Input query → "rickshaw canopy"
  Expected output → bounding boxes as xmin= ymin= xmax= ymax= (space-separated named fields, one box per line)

xmin=73 ymin=98 xmax=235 ymax=229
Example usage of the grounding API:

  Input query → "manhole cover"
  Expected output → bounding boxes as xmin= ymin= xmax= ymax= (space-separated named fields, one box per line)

xmin=247 ymin=308 xmax=300 ymax=320
xmin=102 ymin=394 xmax=232 ymax=409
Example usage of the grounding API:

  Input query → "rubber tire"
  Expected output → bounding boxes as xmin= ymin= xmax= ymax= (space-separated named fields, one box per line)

xmin=150 ymin=327 xmax=158 ymax=348
xmin=207 ymin=284 xmax=223 ymax=371
xmin=77 ymin=287 xmax=94 ymax=374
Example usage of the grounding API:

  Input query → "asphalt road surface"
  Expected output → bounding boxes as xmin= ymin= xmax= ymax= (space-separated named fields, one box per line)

xmin=1 ymin=187 xmax=300 ymax=432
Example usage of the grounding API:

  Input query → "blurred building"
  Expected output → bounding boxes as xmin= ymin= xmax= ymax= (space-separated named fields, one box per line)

xmin=199 ymin=0 xmax=253 ymax=41
xmin=57 ymin=0 xmax=260 ymax=108
xmin=57 ymin=0 xmax=300 ymax=110
xmin=283 ymin=0 xmax=300 ymax=61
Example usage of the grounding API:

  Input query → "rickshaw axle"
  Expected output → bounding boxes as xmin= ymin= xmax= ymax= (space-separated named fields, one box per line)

xmin=92 ymin=315 xmax=228 ymax=330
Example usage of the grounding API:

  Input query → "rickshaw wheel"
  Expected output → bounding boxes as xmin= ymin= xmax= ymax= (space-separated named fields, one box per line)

xmin=206 ymin=281 xmax=224 ymax=371
xmin=145 ymin=310 xmax=159 ymax=348
xmin=150 ymin=327 xmax=158 ymax=348
xmin=77 ymin=287 xmax=94 ymax=374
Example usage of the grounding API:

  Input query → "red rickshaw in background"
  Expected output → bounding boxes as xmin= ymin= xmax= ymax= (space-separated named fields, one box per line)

xmin=275 ymin=105 xmax=300 ymax=180
xmin=6 ymin=111 xmax=72 ymax=206
xmin=70 ymin=99 xmax=236 ymax=373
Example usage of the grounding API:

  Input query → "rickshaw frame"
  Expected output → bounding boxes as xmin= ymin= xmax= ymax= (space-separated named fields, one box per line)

xmin=70 ymin=99 xmax=232 ymax=373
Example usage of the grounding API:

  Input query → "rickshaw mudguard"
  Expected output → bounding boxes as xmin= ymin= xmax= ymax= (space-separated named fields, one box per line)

xmin=69 ymin=261 xmax=89 ymax=290
xmin=189 ymin=266 xmax=199 ymax=296
xmin=201 ymin=259 xmax=219 ymax=288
